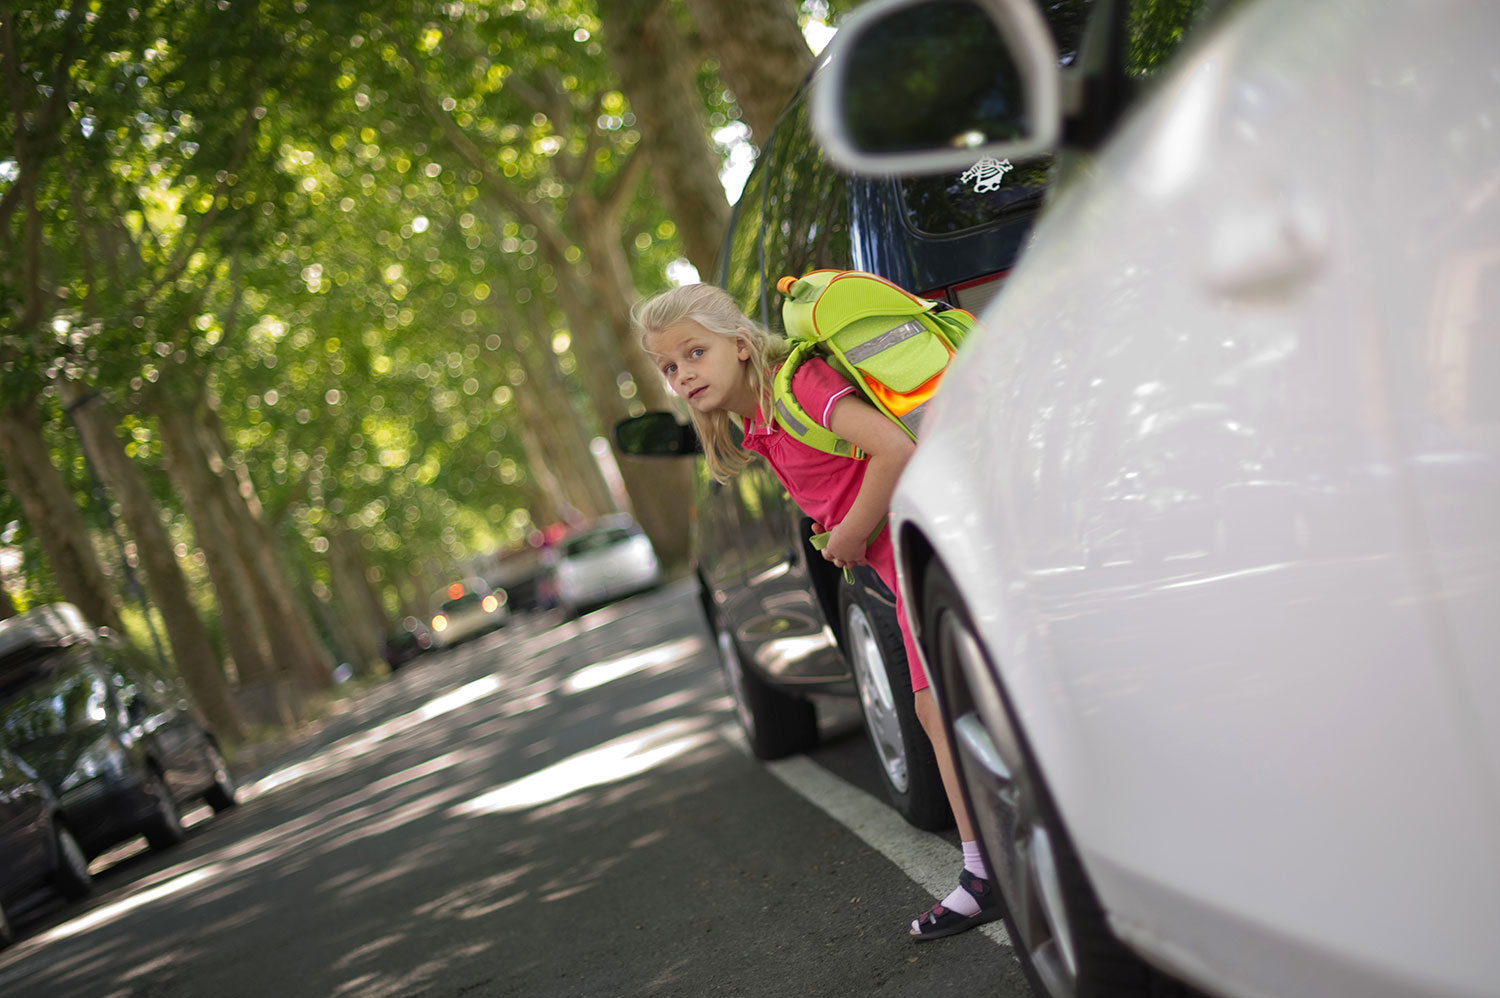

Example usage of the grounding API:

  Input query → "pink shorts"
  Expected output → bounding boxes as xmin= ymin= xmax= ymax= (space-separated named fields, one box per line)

xmin=863 ymin=530 xmax=928 ymax=693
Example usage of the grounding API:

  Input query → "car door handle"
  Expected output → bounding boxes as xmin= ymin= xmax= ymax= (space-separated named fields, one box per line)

xmin=1201 ymin=192 xmax=1328 ymax=300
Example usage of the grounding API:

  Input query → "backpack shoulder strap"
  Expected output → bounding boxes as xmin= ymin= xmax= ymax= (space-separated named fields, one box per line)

xmin=771 ymin=342 xmax=866 ymax=460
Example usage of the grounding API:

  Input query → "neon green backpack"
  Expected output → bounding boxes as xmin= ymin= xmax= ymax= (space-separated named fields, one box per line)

xmin=771 ymin=269 xmax=976 ymax=459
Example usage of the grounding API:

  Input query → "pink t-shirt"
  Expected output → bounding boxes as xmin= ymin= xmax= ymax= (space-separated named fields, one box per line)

xmin=738 ymin=358 xmax=863 ymax=529
xmin=738 ymin=357 xmax=926 ymax=690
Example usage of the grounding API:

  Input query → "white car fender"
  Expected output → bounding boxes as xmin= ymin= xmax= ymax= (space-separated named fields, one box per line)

xmin=894 ymin=1 xmax=1500 ymax=994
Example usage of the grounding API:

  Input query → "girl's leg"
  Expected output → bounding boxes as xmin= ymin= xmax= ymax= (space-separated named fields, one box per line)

xmin=913 ymin=686 xmax=975 ymax=842
xmin=866 ymin=536 xmax=998 ymax=933
xmin=882 ymin=546 xmax=999 ymax=939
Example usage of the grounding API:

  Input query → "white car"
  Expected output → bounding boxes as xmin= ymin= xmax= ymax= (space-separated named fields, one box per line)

xmin=429 ymin=578 xmax=509 ymax=648
xmin=550 ymin=516 xmax=663 ymax=618
xmin=819 ymin=2 xmax=1499 ymax=997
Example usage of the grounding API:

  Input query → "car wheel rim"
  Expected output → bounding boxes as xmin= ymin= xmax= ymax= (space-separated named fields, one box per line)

xmin=152 ymin=775 xmax=181 ymax=828
xmin=845 ymin=602 xmax=908 ymax=794
xmin=58 ymin=828 xmax=89 ymax=881
xmin=941 ymin=609 xmax=1078 ymax=997
xmin=717 ymin=624 xmax=756 ymax=741
xmin=207 ymin=745 xmax=235 ymax=795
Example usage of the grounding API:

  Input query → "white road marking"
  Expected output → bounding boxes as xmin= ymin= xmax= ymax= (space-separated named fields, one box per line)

xmin=720 ymin=724 xmax=1011 ymax=947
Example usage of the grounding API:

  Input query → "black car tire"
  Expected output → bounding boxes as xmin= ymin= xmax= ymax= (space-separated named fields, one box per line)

xmin=712 ymin=606 xmax=818 ymax=759
xmin=52 ymin=825 xmax=93 ymax=901
xmin=141 ymin=770 xmax=186 ymax=851
xmin=920 ymin=561 xmax=1193 ymax=998
xmin=839 ymin=574 xmax=951 ymax=831
xmin=202 ymin=741 xmax=238 ymax=813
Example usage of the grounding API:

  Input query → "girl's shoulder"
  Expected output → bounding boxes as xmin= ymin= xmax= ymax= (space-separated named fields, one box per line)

xmin=788 ymin=357 xmax=857 ymax=429
xmin=789 ymin=356 xmax=848 ymax=392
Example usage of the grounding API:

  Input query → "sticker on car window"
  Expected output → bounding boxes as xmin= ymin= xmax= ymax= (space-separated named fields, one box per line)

xmin=960 ymin=156 xmax=1014 ymax=194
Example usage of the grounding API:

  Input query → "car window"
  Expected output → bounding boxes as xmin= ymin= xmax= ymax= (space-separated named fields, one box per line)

xmin=720 ymin=146 xmax=770 ymax=327
xmin=758 ymin=95 xmax=852 ymax=336
xmin=894 ymin=0 xmax=1092 ymax=237
xmin=899 ymin=158 xmax=1054 ymax=236
xmin=0 ymin=653 xmax=109 ymax=749
xmin=441 ymin=593 xmax=484 ymax=613
xmin=897 ymin=0 xmax=1227 ymax=236
xmin=563 ymin=528 xmax=636 ymax=557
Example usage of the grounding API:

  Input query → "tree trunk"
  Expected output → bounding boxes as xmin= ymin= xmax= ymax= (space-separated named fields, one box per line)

xmin=686 ymin=0 xmax=813 ymax=147
xmin=0 ymin=399 xmax=125 ymax=633
xmin=511 ymin=305 xmax=615 ymax=517
xmin=199 ymin=401 xmax=334 ymax=690
xmin=156 ymin=402 xmax=296 ymax=730
xmin=597 ymin=0 xmax=730 ymax=277
xmin=411 ymin=43 xmax=693 ymax=569
xmin=54 ymin=379 xmax=245 ymax=743
xmin=291 ymin=556 xmax=360 ymax=672
xmin=326 ymin=527 xmax=389 ymax=675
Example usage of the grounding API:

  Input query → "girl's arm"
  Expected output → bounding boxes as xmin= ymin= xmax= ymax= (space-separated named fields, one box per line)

xmin=821 ymin=394 xmax=917 ymax=568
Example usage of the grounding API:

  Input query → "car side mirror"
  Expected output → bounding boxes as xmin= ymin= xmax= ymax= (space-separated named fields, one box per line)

xmin=813 ymin=0 xmax=1061 ymax=176
xmin=614 ymin=412 xmax=701 ymax=457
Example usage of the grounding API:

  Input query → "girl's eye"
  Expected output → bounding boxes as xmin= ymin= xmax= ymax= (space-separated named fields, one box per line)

xmin=690 ymin=348 xmax=705 ymax=358
xmin=662 ymin=363 xmax=676 ymax=375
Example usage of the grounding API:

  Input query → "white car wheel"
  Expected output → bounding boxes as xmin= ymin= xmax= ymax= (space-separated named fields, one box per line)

xmin=709 ymin=600 xmax=817 ymax=759
xmin=921 ymin=561 xmax=1186 ymax=997
xmin=202 ymin=741 xmax=238 ymax=813
xmin=142 ymin=770 xmax=186 ymax=851
xmin=53 ymin=825 xmax=93 ymax=901
xmin=840 ymin=575 xmax=949 ymax=830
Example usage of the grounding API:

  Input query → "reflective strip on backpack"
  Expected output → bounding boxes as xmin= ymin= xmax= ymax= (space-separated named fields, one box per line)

xmin=777 ymin=397 xmax=859 ymax=457
xmin=774 ymin=397 xmax=809 ymax=436
xmin=900 ymin=399 xmax=930 ymax=436
xmin=843 ymin=319 xmax=927 ymax=364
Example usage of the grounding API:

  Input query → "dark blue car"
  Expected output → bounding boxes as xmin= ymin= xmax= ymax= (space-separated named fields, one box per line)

xmin=0 ymin=747 xmax=92 ymax=946
xmin=0 ymin=605 xmax=238 ymax=868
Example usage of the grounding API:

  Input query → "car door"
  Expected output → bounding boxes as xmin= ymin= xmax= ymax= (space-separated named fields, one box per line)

xmin=110 ymin=662 xmax=206 ymax=799
xmin=706 ymin=92 xmax=852 ymax=684
xmin=0 ymin=750 xmax=49 ymax=901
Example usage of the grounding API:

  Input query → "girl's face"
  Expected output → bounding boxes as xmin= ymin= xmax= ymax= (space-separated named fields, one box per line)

xmin=647 ymin=320 xmax=757 ymax=419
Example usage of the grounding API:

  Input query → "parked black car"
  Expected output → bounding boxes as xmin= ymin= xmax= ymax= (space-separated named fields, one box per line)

xmin=383 ymin=616 xmax=435 ymax=671
xmin=0 ymin=604 xmax=238 ymax=862
xmin=0 ymin=747 xmax=92 ymax=946
xmin=614 ymin=20 xmax=1081 ymax=830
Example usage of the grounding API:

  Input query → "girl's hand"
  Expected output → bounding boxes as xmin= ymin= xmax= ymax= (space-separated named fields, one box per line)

xmin=822 ymin=521 xmax=870 ymax=568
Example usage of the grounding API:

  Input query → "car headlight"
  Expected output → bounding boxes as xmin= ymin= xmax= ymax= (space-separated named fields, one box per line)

xmin=61 ymin=734 xmax=128 ymax=791
xmin=432 ymin=613 xmax=448 ymax=632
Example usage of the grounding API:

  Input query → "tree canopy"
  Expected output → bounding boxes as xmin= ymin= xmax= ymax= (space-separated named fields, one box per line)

xmin=1 ymin=0 xmax=839 ymax=733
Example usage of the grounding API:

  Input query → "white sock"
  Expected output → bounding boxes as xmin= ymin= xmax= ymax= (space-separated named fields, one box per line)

xmin=933 ymin=842 xmax=990 ymax=919
xmin=962 ymin=840 xmax=990 ymax=880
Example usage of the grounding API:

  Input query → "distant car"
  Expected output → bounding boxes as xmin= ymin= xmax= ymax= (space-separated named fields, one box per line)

xmin=0 ymin=747 xmax=92 ymax=947
xmin=382 ymin=617 xmax=434 ymax=670
xmin=0 ymin=604 xmax=238 ymax=864
xmin=428 ymin=579 xmax=509 ymax=648
xmin=548 ymin=516 xmax=664 ymax=618
xmin=819 ymin=1 xmax=1500 ymax=996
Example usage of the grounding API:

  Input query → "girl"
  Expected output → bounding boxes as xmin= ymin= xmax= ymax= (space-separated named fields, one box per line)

xmin=634 ymin=282 xmax=1000 ymax=941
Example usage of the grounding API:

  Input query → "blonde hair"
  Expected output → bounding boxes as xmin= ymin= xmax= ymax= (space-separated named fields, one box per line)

xmin=633 ymin=284 xmax=789 ymax=481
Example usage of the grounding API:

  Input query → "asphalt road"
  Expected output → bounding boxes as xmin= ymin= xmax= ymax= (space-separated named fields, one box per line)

xmin=0 ymin=579 xmax=1031 ymax=998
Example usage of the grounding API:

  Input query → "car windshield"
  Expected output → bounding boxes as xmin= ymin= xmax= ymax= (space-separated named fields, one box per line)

xmin=441 ymin=592 xmax=484 ymax=613
xmin=0 ymin=662 xmax=110 ymax=752
xmin=563 ymin=528 xmax=635 ymax=558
